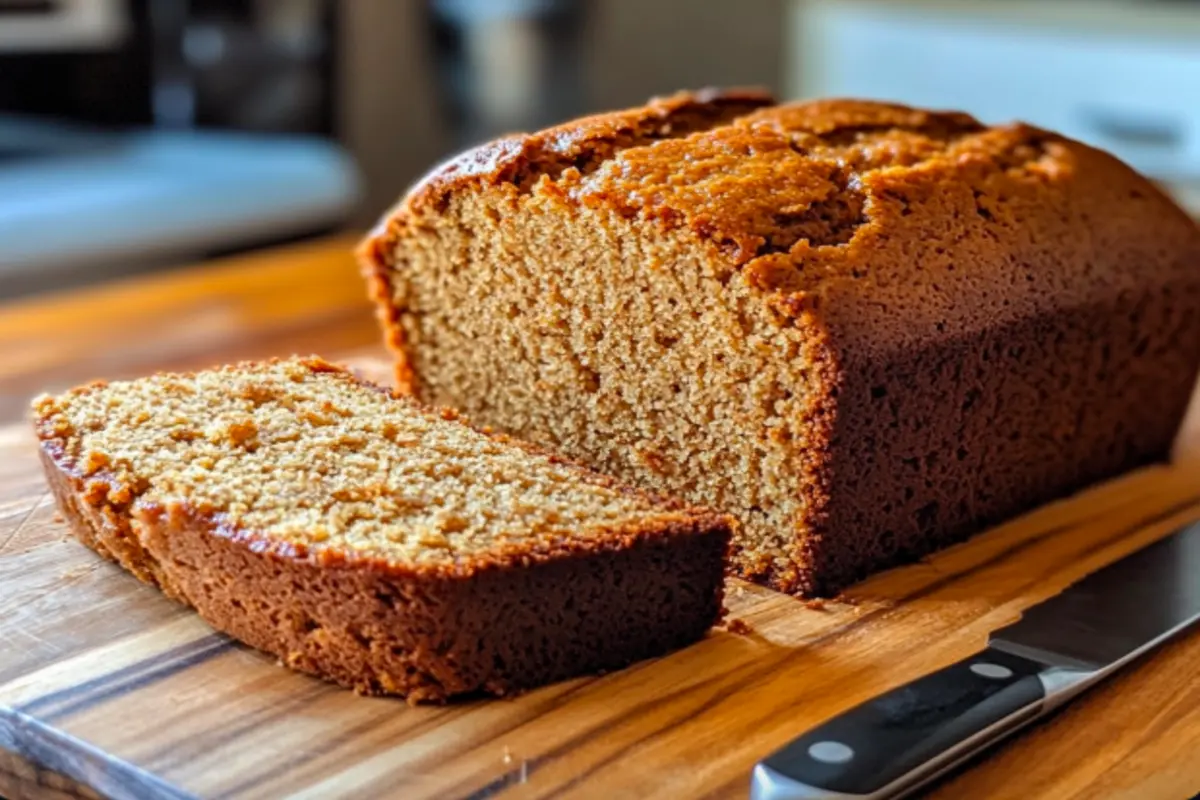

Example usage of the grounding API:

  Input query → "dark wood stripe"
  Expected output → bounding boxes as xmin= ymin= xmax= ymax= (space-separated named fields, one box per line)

xmin=17 ymin=635 xmax=234 ymax=722
xmin=0 ymin=707 xmax=196 ymax=800
xmin=148 ymin=680 xmax=336 ymax=774
xmin=219 ymin=703 xmax=469 ymax=799
xmin=208 ymin=698 xmax=436 ymax=800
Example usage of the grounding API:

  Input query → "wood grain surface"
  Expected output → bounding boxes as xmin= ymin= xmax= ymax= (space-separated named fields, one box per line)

xmin=1 ymin=236 xmax=1199 ymax=799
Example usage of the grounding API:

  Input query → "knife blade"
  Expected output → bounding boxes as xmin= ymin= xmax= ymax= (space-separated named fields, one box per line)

xmin=750 ymin=519 xmax=1200 ymax=800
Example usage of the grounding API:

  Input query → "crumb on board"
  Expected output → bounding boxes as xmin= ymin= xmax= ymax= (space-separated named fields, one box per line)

xmin=725 ymin=618 xmax=754 ymax=636
xmin=804 ymin=598 xmax=827 ymax=611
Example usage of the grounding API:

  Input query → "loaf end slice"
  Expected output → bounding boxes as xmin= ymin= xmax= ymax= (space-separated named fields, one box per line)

xmin=32 ymin=357 xmax=732 ymax=702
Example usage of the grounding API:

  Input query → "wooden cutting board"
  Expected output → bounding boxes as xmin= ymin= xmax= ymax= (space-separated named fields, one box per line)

xmin=3 ymin=358 xmax=1200 ymax=800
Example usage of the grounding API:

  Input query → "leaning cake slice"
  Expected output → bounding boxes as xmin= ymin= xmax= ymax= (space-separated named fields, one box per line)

xmin=32 ymin=357 xmax=731 ymax=702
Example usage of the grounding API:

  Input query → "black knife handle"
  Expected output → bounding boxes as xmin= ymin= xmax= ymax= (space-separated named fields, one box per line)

xmin=756 ymin=648 xmax=1048 ymax=798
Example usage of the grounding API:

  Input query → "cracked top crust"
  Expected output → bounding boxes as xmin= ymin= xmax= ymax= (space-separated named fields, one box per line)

xmin=368 ymin=90 xmax=1051 ymax=265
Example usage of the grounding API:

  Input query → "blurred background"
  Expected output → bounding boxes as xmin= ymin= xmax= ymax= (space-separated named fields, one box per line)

xmin=1 ymin=0 xmax=1198 ymax=299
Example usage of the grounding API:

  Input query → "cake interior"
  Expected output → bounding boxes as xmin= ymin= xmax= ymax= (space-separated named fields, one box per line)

xmin=390 ymin=191 xmax=832 ymax=589
xmin=33 ymin=358 xmax=694 ymax=569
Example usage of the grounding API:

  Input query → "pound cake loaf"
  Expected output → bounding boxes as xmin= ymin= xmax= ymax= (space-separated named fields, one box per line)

xmin=32 ymin=357 xmax=731 ymax=702
xmin=361 ymin=89 xmax=1200 ymax=597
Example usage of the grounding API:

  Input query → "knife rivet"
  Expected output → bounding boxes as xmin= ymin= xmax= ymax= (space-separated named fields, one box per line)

xmin=970 ymin=662 xmax=1014 ymax=680
xmin=807 ymin=741 xmax=855 ymax=764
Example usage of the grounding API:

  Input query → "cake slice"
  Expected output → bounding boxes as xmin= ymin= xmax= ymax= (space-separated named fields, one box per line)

xmin=32 ymin=357 xmax=731 ymax=702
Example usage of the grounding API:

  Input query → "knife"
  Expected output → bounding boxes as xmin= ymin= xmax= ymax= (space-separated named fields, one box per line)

xmin=751 ymin=519 xmax=1200 ymax=800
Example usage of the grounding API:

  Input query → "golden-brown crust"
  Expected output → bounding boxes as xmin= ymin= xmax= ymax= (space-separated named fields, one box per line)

xmin=357 ymin=237 xmax=416 ymax=394
xmin=402 ymin=87 xmax=773 ymax=215
xmin=33 ymin=359 xmax=733 ymax=701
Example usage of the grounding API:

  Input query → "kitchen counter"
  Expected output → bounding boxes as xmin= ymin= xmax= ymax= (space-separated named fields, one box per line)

xmin=1 ymin=236 xmax=1199 ymax=799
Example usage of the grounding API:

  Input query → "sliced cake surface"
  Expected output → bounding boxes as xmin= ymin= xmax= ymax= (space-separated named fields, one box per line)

xmin=362 ymin=89 xmax=1200 ymax=596
xmin=33 ymin=357 xmax=731 ymax=702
